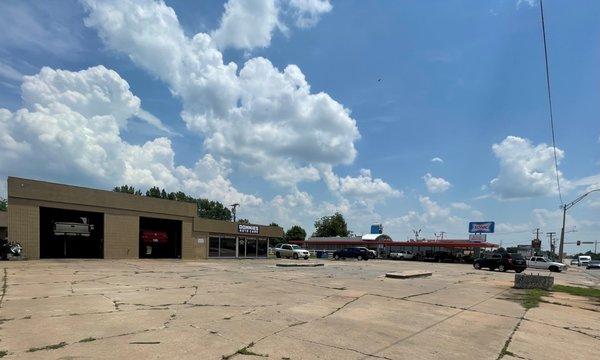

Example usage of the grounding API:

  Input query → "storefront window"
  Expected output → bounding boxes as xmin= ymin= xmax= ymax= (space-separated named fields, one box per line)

xmin=257 ymin=239 xmax=267 ymax=257
xmin=246 ymin=239 xmax=257 ymax=257
xmin=220 ymin=237 xmax=236 ymax=257
xmin=209 ymin=237 xmax=219 ymax=257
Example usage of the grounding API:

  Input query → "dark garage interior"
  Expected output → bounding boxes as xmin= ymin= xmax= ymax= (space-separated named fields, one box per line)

xmin=139 ymin=217 xmax=182 ymax=259
xmin=40 ymin=207 xmax=104 ymax=258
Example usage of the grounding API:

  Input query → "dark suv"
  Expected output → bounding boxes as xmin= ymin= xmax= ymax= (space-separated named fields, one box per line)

xmin=333 ymin=247 xmax=371 ymax=261
xmin=473 ymin=253 xmax=526 ymax=273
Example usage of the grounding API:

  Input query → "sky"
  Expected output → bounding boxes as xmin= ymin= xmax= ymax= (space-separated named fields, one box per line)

xmin=0 ymin=0 xmax=599 ymax=254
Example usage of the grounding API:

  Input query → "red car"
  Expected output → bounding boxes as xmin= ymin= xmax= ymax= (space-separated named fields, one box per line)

xmin=140 ymin=230 xmax=168 ymax=245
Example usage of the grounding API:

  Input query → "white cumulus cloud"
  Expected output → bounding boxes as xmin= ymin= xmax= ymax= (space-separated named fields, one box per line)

xmin=0 ymin=65 xmax=261 ymax=206
xmin=489 ymin=136 xmax=568 ymax=200
xmin=82 ymin=0 xmax=360 ymax=188
xmin=423 ymin=173 xmax=452 ymax=193
xmin=287 ymin=0 xmax=332 ymax=28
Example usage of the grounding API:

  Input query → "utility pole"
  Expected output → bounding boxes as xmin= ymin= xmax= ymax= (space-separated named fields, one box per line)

xmin=558 ymin=189 xmax=600 ymax=262
xmin=534 ymin=228 xmax=540 ymax=241
xmin=230 ymin=203 xmax=239 ymax=222
xmin=547 ymin=232 xmax=556 ymax=255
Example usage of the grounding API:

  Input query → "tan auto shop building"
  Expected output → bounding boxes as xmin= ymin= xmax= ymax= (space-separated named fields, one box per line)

xmin=7 ymin=177 xmax=283 ymax=260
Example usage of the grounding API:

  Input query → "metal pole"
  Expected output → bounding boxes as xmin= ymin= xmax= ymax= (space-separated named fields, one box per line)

xmin=558 ymin=205 xmax=566 ymax=262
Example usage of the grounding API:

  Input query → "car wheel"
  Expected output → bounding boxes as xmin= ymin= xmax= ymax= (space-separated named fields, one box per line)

xmin=293 ymin=253 xmax=299 ymax=259
xmin=549 ymin=266 xmax=559 ymax=272
xmin=334 ymin=254 xmax=340 ymax=260
xmin=498 ymin=265 xmax=506 ymax=272
xmin=275 ymin=252 xmax=281 ymax=258
xmin=304 ymin=256 xmax=309 ymax=260
xmin=473 ymin=262 xmax=481 ymax=270
xmin=515 ymin=269 xmax=523 ymax=273
xmin=358 ymin=255 xmax=363 ymax=261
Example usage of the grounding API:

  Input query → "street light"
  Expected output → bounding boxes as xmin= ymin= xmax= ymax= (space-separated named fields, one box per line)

xmin=558 ymin=188 xmax=600 ymax=261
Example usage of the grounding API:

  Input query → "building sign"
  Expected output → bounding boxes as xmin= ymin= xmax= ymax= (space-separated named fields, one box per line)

xmin=469 ymin=234 xmax=486 ymax=242
xmin=238 ymin=224 xmax=259 ymax=235
xmin=531 ymin=239 xmax=541 ymax=249
xmin=468 ymin=221 xmax=495 ymax=233
xmin=197 ymin=237 xmax=205 ymax=245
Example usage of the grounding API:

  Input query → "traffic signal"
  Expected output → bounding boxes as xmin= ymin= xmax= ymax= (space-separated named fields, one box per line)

xmin=576 ymin=240 xmax=581 ymax=246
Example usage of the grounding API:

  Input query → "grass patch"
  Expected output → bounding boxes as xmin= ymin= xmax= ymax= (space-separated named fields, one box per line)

xmin=79 ymin=337 xmax=96 ymax=343
xmin=0 ymin=350 xmax=7 ymax=358
xmin=522 ymin=289 xmax=547 ymax=309
xmin=27 ymin=342 xmax=68 ymax=352
xmin=552 ymin=285 xmax=600 ymax=298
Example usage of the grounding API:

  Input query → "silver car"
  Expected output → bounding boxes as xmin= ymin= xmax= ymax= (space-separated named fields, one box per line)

xmin=274 ymin=244 xmax=310 ymax=259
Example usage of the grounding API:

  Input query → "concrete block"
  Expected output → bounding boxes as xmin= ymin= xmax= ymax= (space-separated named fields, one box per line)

xmin=513 ymin=273 xmax=554 ymax=290
xmin=385 ymin=271 xmax=432 ymax=279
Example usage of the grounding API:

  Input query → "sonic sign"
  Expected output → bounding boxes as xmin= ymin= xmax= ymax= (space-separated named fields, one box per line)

xmin=468 ymin=221 xmax=495 ymax=234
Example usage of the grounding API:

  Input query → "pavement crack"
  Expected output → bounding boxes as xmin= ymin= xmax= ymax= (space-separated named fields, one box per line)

xmin=322 ymin=294 xmax=364 ymax=319
xmin=497 ymin=314 xmax=526 ymax=360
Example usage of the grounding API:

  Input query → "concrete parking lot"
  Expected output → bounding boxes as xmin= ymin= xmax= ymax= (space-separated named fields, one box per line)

xmin=0 ymin=259 xmax=598 ymax=359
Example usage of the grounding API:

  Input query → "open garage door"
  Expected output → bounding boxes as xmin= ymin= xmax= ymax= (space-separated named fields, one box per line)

xmin=40 ymin=207 xmax=104 ymax=258
xmin=139 ymin=217 xmax=181 ymax=259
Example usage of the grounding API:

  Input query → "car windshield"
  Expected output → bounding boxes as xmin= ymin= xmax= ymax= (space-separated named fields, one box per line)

xmin=291 ymin=245 xmax=301 ymax=249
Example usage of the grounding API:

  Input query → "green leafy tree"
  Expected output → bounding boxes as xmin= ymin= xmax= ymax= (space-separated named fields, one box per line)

xmin=173 ymin=191 xmax=195 ymax=203
xmin=237 ymin=218 xmax=250 ymax=224
xmin=0 ymin=197 xmax=7 ymax=212
xmin=285 ymin=225 xmax=306 ymax=241
xmin=269 ymin=222 xmax=280 ymax=227
xmin=113 ymin=185 xmax=142 ymax=196
xmin=313 ymin=212 xmax=350 ymax=237
xmin=197 ymin=199 xmax=232 ymax=221
xmin=145 ymin=186 xmax=163 ymax=198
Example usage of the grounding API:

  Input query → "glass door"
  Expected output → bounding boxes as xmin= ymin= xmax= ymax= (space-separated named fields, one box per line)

xmin=246 ymin=238 xmax=257 ymax=257
xmin=238 ymin=237 xmax=246 ymax=257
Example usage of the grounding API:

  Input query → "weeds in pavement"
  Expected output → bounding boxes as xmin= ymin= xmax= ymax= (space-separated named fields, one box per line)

xmin=552 ymin=285 xmax=600 ymax=298
xmin=79 ymin=337 xmax=96 ymax=343
xmin=27 ymin=342 xmax=68 ymax=352
xmin=522 ymin=289 xmax=547 ymax=309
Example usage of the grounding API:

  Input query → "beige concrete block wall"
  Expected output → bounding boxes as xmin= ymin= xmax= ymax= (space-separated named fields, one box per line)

xmin=8 ymin=204 xmax=39 ymax=259
xmin=190 ymin=231 xmax=208 ymax=260
xmin=104 ymin=214 xmax=139 ymax=259
xmin=181 ymin=221 xmax=197 ymax=259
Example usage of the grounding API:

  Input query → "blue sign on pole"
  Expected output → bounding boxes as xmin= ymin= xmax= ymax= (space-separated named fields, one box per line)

xmin=370 ymin=224 xmax=383 ymax=234
xmin=468 ymin=221 xmax=495 ymax=233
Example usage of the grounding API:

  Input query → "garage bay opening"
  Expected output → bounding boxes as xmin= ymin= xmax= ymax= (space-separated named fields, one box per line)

xmin=139 ymin=217 xmax=182 ymax=259
xmin=39 ymin=207 xmax=104 ymax=258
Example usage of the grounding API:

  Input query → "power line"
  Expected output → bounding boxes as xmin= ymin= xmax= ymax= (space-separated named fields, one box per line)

xmin=539 ymin=0 xmax=563 ymax=205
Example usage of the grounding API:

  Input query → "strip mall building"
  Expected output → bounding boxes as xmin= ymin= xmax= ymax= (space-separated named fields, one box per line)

xmin=6 ymin=177 xmax=283 ymax=260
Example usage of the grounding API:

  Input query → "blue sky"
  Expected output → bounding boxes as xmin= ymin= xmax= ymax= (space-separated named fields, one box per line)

xmin=0 ymin=0 xmax=599 ymax=254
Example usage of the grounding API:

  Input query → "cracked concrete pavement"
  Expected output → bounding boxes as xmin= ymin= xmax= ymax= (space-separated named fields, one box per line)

xmin=0 ymin=259 xmax=598 ymax=359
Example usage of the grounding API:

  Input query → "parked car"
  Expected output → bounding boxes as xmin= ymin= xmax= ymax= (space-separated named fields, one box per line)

xmin=354 ymin=247 xmax=376 ymax=259
xmin=473 ymin=253 xmax=527 ymax=273
xmin=53 ymin=217 xmax=94 ymax=236
xmin=586 ymin=260 xmax=600 ymax=270
xmin=427 ymin=251 xmax=456 ymax=263
xmin=570 ymin=258 xmax=579 ymax=266
xmin=526 ymin=256 xmax=565 ymax=272
xmin=578 ymin=255 xmax=592 ymax=267
xmin=274 ymin=244 xmax=310 ymax=259
xmin=333 ymin=247 xmax=371 ymax=261
xmin=389 ymin=250 xmax=414 ymax=260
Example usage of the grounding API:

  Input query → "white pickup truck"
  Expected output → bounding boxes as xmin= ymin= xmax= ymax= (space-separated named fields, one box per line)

xmin=526 ymin=256 xmax=565 ymax=272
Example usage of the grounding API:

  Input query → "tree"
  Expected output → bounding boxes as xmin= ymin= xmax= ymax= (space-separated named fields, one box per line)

xmin=285 ymin=225 xmax=306 ymax=241
xmin=0 ymin=197 xmax=7 ymax=212
xmin=146 ymin=186 xmax=163 ymax=198
xmin=113 ymin=185 xmax=142 ymax=196
xmin=237 ymin=218 xmax=250 ymax=224
xmin=313 ymin=212 xmax=350 ymax=237
xmin=269 ymin=222 xmax=280 ymax=227
xmin=197 ymin=199 xmax=232 ymax=221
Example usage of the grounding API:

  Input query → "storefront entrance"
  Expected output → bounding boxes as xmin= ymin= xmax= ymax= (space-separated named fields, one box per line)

xmin=209 ymin=235 xmax=268 ymax=258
